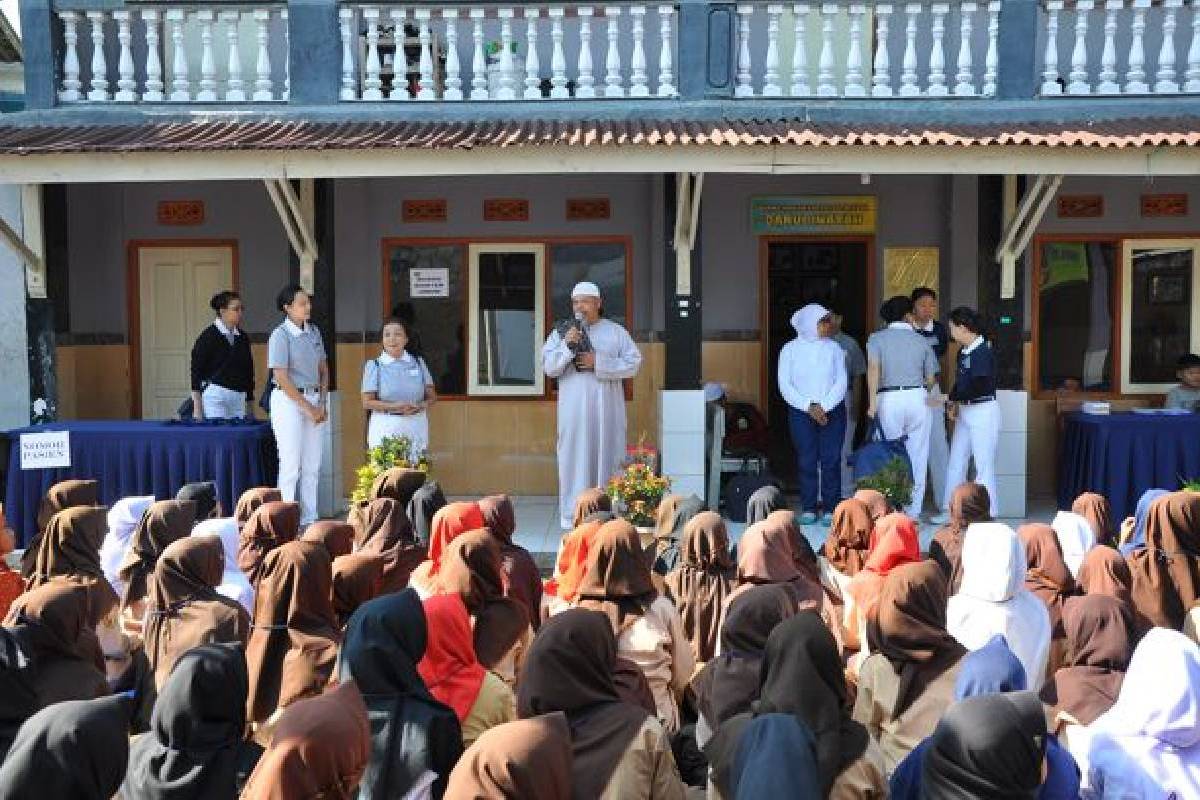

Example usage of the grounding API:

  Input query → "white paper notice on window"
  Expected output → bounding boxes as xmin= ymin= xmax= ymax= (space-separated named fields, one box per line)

xmin=410 ymin=268 xmax=450 ymax=298
xmin=20 ymin=431 xmax=71 ymax=470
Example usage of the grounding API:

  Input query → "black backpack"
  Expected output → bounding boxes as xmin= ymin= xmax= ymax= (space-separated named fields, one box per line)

xmin=722 ymin=464 xmax=781 ymax=523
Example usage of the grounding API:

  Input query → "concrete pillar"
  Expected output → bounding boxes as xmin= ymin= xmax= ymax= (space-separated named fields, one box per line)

xmin=0 ymin=186 xmax=35 ymax=429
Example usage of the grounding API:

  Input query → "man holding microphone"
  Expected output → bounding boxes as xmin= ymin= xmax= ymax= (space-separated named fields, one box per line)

xmin=541 ymin=282 xmax=643 ymax=530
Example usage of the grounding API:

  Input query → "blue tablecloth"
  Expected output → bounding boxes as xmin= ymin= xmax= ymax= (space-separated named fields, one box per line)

xmin=1058 ymin=411 xmax=1200 ymax=520
xmin=3 ymin=420 xmax=276 ymax=546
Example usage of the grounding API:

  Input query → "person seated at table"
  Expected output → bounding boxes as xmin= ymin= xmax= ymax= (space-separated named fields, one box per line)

xmin=361 ymin=317 xmax=437 ymax=453
xmin=189 ymin=290 xmax=255 ymax=420
xmin=1165 ymin=353 xmax=1200 ymax=411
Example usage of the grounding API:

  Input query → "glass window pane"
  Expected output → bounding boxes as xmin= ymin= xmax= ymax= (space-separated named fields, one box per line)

xmin=475 ymin=251 xmax=538 ymax=390
xmin=549 ymin=242 xmax=629 ymax=328
xmin=1129 ymin=246 xmax=1195 ymax=384
xmin=386 ymin=245 xmax=466 ymax=395
xmin=1037 ymin=241 xmax=1116 ymax=392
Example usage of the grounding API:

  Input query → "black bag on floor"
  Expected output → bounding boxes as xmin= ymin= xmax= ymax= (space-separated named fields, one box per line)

xmin=723 ymin=462 xmax=780 ymax=523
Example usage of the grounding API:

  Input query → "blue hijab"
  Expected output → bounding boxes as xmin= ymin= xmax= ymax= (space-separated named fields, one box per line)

xmin=732 ymin=714 xmax=822 ymax=799
xmin=953 ymin=634 xmax=1027 ymax=699
xmin=892 ymin=636 xmax=1081 ymax=800
xmin=1119 ymin=489 xmax=1170 ymax=556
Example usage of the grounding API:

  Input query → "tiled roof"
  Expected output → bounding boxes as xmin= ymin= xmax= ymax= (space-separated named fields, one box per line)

xmin=0 ymin=116 xmax=1198 ymax=154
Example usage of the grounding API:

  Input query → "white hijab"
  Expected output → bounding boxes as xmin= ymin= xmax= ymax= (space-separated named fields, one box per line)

xmin=192 ymin=517 xmax=254 ymax=616
xmin=1051 ymin=511 xmax=1096 ymax=579
xmin=100 ymin=495 xmax=155 ymax=597
xmin=790 ymin=303 xmax=829 ymax=342
xmin=947 ymin=522 xmax=1053 ymax=690
xmin=1077 ymin=628 xmax=1200 ymax=799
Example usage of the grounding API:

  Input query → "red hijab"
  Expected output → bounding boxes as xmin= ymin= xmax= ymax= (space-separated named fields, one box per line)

xmin=425 ymin=503 xmax=485 ymax=577
xmin=417 ymin=593 xmax=486 ymax=723
xmin=848 ymin=513 xmax=921 ymax=621
xmin=545 ymin=520 xmax=605 ymax=604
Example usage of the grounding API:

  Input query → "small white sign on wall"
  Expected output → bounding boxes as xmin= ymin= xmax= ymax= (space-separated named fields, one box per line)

xmin=410 ymin=268 xmax=450 ymax=298
xmin=19 ymin=431 xmax=71 ymax=470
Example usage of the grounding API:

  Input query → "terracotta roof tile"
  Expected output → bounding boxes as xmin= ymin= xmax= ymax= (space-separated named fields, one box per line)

xmin=0 ymin=116 xmax=1197 ymax=154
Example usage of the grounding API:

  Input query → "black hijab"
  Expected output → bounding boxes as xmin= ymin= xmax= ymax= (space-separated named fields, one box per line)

xmin=337 ymin=590 xmax=462 ymax=800
xmin=176 ymin=482 xmax=219 ymax=524
xmin=746 ymin=485 xmax=788 ymax=525
xmin=691 ymin=583 xmax=798 ymax=728
xmin=707 ymin=611 xmax=868 ymax=797
xmin=122 ymin=643 xmax=260 ymax=800
xmin=517 ymin=608 xmax=651 ymax=800
xmin=0 ymin=693 xmax=133 ymax=800
xmin=0 ymin=627 xmax=38 ymax=762
xmin=649 ymin=494 xmax=706 ymax=576
xmin=406 ymin=482 xmax=448 ymax=548
xmin=921 ymin=691 xmax=1047 ymax=800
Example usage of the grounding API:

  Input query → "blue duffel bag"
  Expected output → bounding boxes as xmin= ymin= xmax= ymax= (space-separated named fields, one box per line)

xmin=848 ymin=418 xmax=913 ymax=485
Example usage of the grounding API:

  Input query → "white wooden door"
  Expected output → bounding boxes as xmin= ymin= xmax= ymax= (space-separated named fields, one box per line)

xmin=137 ymin=245 xmax=234 ymax=419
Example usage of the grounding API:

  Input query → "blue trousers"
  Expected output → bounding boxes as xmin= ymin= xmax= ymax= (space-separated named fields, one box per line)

xmin=789 ymin=402 xmax=848 ymax=514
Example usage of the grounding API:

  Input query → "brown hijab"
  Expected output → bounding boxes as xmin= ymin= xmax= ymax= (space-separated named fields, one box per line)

xmin=1073 ymin=492 xmax=1115 ymax=548
xmin=575 ymin=519 xmax=659 ymax=633
xmin=731 ymin=511 xmax=825 ymax=611
xmin=245 ymin=540 xmax=342 ymax=723
xmin=867 ymin=560 xmax=966 ymax=717
xmin=27 ymin=506 xmax=118 ymax=625
xmin=930 ymin=482 xmax=993 ymax=593
xmin=479 ymin=494 xmax=543 ymax=631
xmin=473 ymin=597 xmax=531 ymax=672
xmin=1040 ymin=594 xmax=1132 ymax=726
xmin=853 ymin=489 xmax=889 ymax=522
xmin=445 ymin=712 xmax=573 ymax=800
xmin=237 ymin=501 xmax=301 ymax=588
xmin=823 ymin=498 xmax=873 ymax=577
xmin=118 ymin=499 xmax=196 ymax=609
xmin=300 ymin=521 xmax=355 ymax=561
xmin=1128 ymin=491 xmax=1200 ymax=630
xmin=242 ymin=679 xmax=371 ymax=800
xmin=571 ymin=488 xmax=612 ymax=527
xmin=1078 ymin=545 xmax=1133 ymax=609
xmin=233 ymin=487 xmax=282 ymax=527
xmin=516 ymin=609 xmax=650 ymax=800
xmin=143 ymin=534 xmax=250 ymax=690
xmin=23 ymin=479 xmax=100 ymax=576
xmin=2 ymin=581 xmax=108 ymax=707
xmin=352 ymin=497 xmax=425 ymax=594
xmin=330 ymin=553 xmax=384 ymax=629
xmin=1018 ymin=523 xmax=1078 ymax=637
xmin=664 ymin=511 xmax=735 ymax=663
xmin=369 ymin=467 xmax=427 ymax=507
xmin=437 ymin=528 xmax=507 ymax=615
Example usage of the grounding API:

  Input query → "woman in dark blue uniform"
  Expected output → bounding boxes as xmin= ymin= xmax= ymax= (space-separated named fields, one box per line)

xmin=944 ymin=307 xmax=1000 ymax=517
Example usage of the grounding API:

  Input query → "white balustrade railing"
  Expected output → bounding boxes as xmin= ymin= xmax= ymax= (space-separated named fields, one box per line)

xmin=56 ymin=5 xmax=288 ymax=103
xmin=729 ymin=1 xmax=1000 ymax=98
xmin=1039 ymin=0 xmax=1200 ymax=95
xmin=341 ymin=3 xmax=677 ymax=100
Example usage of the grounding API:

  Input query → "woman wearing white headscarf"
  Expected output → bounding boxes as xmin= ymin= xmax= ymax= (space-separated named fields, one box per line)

xmin=193 ymin=516 xmax=255 ymax=615
xmin=777 ymin=303 xmax=848 ymax=525
xmin=1051 ymin=511 xmax=1097 ymax=579
xmin=100 ymin=496 xmax=156 ymax=598
xmin=1074 ymin=627 xmax=1200 ymax=799
xmin=947 ymin=522 xmax=1052 ymax=690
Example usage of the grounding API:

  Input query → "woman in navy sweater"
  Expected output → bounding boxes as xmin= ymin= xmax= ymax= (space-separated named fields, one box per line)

xmin=943 ymin=307 xmax=1000 ymax=518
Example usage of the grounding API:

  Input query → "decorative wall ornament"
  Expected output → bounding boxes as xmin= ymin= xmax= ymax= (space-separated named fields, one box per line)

xmin=1056 ymin=195 xmax=1104 ymax=218
xmin=483 ymin=198 xmax=530 ymax=222
xmin=156 ymin=200 xmax=205 ymax=225
xmin=402 ymin=199 xmax=448 ymax=223
xmin=1140 ymin=193 xmax=1188 ymax=217
xmin=566 ymin=197 xmax=611 ymax=220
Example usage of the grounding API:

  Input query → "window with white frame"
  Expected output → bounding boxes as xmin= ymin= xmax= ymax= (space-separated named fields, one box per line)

xmin=1121 ymin=239 xmax=1200 ymax=394
xmin=467 ymin=243 xmax=545 ymax=396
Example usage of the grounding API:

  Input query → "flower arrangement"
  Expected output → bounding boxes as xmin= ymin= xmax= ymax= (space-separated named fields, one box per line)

xmin=624 ymin=435 xmax=659 ymax=471
xmin=606 ymin=459 xmax=671 ymax=528
xmin=1183 ymin=478 xmax=1200 ymax=493
xmin=855 ymin=456 xmax=914 ymax=512
xmin=350 ymin=435 xmax=430 ymax=504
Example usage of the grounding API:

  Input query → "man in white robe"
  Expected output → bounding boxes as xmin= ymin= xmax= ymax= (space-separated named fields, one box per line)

xmin=542 ymin=282 xmax=643 ymax=529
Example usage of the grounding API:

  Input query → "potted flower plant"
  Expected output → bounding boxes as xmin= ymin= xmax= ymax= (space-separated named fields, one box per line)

xmin=349 ymin=434 xmax=430 ymax=506
xmin=855 ymin=456 xmax=914 ymax=514
xmin=606 ymin=456 xmax=671 ymax=537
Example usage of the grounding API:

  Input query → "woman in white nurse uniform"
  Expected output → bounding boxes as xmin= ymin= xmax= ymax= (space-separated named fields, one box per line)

xmin=361 ymin=317 xmax=437 ymax=453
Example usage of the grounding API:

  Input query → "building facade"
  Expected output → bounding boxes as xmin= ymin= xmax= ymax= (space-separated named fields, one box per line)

xmin=2 ymin=0 xmax=1199 ymax=515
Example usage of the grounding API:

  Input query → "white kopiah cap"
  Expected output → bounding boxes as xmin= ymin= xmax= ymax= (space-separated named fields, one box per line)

xmin=571 ymin=281 xmax=602 ymax=299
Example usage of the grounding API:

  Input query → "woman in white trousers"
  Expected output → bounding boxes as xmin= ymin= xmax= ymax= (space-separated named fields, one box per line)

xmin=267 ymin=284 xmax=328 ymax=526
xmin=944 ymin=306 xmax=1001 ymax=518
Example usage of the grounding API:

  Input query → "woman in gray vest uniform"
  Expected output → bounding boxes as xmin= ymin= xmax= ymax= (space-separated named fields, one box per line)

xmin=361 ymin=318 xmax=437 ymax=454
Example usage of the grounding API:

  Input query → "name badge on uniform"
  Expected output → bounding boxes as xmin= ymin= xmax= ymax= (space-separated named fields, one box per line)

xmin=962 ymin=356 xmax=971 ymax=370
